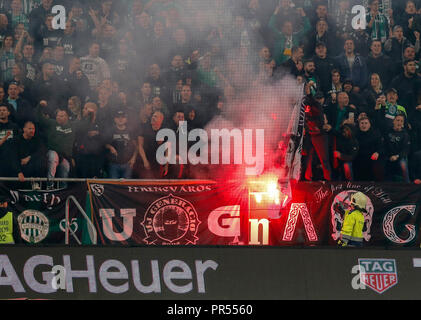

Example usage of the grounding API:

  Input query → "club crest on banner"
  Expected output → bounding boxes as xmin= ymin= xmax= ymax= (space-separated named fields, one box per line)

xmin=141 ymin=194 xmax=200 ymax=245
xmin=358 ymin=258 xmax=398 ymax=294
xmin=90 ymin=184 xmax=105 ymax=197
xmin=331 ymin=190 xmax=374 ymax=242
xmin=59 ymin=218 xmax=79 ymax=233
xmin=18 ymin=209 xmax=49 ymax=243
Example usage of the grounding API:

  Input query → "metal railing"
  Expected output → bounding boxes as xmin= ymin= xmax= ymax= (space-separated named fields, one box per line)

xmin=0 ymin=177 xmax=208 ymax=191
xmin=65 ymin=195 xmax=97 ymax=245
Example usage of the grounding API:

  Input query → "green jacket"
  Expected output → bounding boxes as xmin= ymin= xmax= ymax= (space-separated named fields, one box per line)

xmin=37 ymin=105 xmax=88 ymax=159
xmin=268 ymin=15 xmax=311 ymax=66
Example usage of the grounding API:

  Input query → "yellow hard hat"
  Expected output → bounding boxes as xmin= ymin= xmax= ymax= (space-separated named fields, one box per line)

xmin=351 ymin=192 xmax=367 ymax=210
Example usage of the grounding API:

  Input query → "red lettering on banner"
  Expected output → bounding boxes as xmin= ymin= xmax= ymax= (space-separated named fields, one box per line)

xmin=282 ymin=203 xmax=318 ymax=242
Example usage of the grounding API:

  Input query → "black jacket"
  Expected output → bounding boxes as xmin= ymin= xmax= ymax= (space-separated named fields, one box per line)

xmin=366 ymin=53 xmax=394 ymax=87
xmin=384 ymin=128 xmax=411 ymax=159
xmin=0 ymin=120 xmax=20 ymax=174
xmin=305 ymin=31 xmax=339 ymax=57
xmin=334 ymin=124 xmax=359 ymax=162
xmin=390 ymin=73 xmax=421 ymax=115
xmin=14 ymin=133 xmax=47 ymax=173
xmin=74 ymin=119 xmax=105 ymax=156
xmin=7 ymin=97 xmax=36 ymax=127
xmin=361 ymin=87 xmax=384 ymax=118
xmin=313 ymin=55 xmax=338 ymax=94
xmin=385 ymin=37 xmax=412 ymax=63
xmin=355 ymin=127 xmax=384 ymax=160
xmin=304 ymin=94 xmax=325 ymax=136
xmin=325 ymin=103 xmax=357 ymax=133
xmin=63 ymin=71 xmax=91 ymax=103
xmin=32 ymin=76 xmax=67 ymax=117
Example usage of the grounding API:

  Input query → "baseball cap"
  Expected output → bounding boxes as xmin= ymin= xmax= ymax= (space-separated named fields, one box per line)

xmin=314 ymin=91 xmax=325 ymax=99
xmin=114 ymin=110 xmax=127 ymax=118
xmin=386 ymin=88 xmax=398 ymax=94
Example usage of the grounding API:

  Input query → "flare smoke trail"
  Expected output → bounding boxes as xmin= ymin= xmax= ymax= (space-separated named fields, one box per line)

xmin=201 ymin=77 xmax=304 ymax=182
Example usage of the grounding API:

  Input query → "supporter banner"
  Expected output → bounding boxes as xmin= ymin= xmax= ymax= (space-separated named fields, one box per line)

xmin=87 ymin=180 xmax=249 ymax=245
xmin=0 ymin=183 xmax=87 ymax=244
xmin=279 ymin=91 xmax=305 ymax=183
xmin=88 ymin=180 xmax=421 ymax=247
xmin=271 ymin=182 xmax=421 ymax=247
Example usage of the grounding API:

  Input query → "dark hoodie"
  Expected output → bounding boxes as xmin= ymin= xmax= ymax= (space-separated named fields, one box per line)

xmin=335 ymin=124 xmax=359 ymax=162
xmin=304 ymin=93 xmax=325 ymax=136
xmin=384 ymin=36 xmax=413 ymax=63
xmin=355 ymin=126 xmax=384 ymax=160
xmin=384 ymin=127 xmax=411 ymax=159
xmin=184 ymin=105 xmax=203 ymax=131
xmin=0 ymin=120 xmax=20 ymax=175
xmin=366 ymin=53 xmax=394 ymax=87
xmin=396 ymin=12 xmax=418 ymax=43
xmin=342 ymin=82 xmax=367 ymax=112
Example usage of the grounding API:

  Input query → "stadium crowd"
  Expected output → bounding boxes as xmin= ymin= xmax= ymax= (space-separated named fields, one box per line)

xmin=0 ymin=0 xmax=420 ymax=184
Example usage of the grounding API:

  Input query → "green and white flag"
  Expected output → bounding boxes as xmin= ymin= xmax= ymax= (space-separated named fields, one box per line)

xmin=0 ymin=183 xmax=87 ymax=244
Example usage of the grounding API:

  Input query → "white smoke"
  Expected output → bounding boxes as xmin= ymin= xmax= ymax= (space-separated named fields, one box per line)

xmin=198 ymin=75 xmax=304 ymax=181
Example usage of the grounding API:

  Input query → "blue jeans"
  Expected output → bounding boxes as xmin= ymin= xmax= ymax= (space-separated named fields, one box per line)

xmin=109 ymin=163 xmax=133 ymax=179
xmin=348 ymin=240 xmax=363 ymax=247
xmin=47 ymin=150 xmax=70 ymax=179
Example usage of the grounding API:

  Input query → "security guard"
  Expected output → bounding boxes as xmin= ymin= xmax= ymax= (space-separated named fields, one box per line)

xmin=0 ymin=195 xmax=21 ymax=244
xmin=338 ymin=192 xmax=366 ymax=247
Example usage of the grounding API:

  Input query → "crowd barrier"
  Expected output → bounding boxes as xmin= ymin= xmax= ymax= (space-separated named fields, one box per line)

xmin=0 ymin=178 xmax=420 ymax=248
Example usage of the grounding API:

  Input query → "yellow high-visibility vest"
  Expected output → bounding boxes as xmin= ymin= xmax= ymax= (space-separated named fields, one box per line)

xmin=341 ymin=209 xmax=365 ymax=243
xmin=0 ymin=212 xmax=15 ymax=244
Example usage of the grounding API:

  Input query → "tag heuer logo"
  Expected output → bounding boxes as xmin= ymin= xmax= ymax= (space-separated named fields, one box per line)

xmin=141 ymin=194 xmax=200 ymax=245
xmin=358 ymin=259 xmax=398 ymax=294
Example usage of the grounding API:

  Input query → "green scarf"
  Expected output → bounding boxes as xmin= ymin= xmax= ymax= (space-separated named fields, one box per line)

xmin=368 ymin=13 xmax=388 ymax=43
